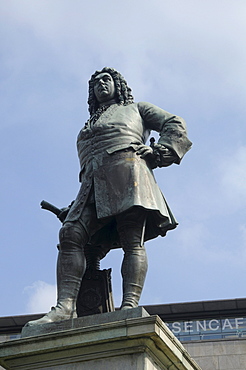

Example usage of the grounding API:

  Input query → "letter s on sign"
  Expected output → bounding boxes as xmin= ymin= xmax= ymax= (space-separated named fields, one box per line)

xmin=172 ymin=322 xmax=181 ymax=334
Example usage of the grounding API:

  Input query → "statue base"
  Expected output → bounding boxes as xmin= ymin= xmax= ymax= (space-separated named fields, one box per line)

xmin=0 ymin=308 xmax=201 ymax=370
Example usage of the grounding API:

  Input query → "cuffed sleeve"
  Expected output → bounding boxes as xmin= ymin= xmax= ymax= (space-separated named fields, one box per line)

xmin=138 ymin=102 xmax=192 ymax=162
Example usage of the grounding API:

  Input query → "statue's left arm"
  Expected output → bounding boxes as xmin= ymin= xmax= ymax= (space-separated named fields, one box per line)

xmin=137 ymin=102 xmax=192 ymax=167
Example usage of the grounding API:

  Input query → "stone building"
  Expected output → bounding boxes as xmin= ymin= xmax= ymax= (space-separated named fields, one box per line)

xmin=0 ymin=298 xmax=245 ymax=369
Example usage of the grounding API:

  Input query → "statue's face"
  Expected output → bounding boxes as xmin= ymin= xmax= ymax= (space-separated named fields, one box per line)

xmin=93 ymin=72 xmax=116 ymax=103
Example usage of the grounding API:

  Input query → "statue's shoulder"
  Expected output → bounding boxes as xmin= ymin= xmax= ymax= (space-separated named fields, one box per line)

xmin=115 ymin=102 xmax=139 ymax=115
xmin=137 ymin=101 xmax=157 ymax=109
xmin=137 ymin=102 xmax=163 ymax=117
xmin=120 ymin=102 xmax=138 ymax=109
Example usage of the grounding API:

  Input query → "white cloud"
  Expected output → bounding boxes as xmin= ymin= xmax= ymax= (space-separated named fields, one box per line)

xmin=239 ymin=224 xmax=246 ymax=254
xmin=175 ymin=220 xmax=246 ymax=267
xmin=219 ymin=146 xmax=246 ymax=209
xmin=176 ymin=221 xmax=210 ymax=254
xmin=2 ymin=0 xmax=245 ymax=92
xmin=24 ymin=281 xmax=56 ymax=314
xmin=1 ymin=0 xmax=245 ymax=128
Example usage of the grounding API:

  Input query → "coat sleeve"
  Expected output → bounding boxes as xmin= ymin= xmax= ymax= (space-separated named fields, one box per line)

xmin=138 ymin=101 xmax=192 ymax=164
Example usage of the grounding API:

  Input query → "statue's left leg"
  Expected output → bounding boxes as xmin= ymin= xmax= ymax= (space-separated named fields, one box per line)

xmin=117 ymin=208 xmax=148 ymax=309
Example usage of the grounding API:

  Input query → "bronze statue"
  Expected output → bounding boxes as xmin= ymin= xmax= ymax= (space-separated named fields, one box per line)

xmin=27 ymin=67 xmax=192 ymax=325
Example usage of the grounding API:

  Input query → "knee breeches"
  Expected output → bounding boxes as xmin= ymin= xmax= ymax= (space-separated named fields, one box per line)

xmin=59 ymin=203 xmax=147 ymax=258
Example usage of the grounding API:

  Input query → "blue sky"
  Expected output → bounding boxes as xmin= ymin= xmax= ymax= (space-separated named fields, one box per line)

xmin=1 ymin=0 xmax=246 ymax=317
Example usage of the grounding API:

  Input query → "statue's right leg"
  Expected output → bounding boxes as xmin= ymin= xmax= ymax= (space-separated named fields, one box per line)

xmin=26 ymin=221 xmax=88 ymax=326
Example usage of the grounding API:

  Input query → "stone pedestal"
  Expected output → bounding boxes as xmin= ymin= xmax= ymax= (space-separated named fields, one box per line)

xmin=0 ymin=308 xmax=201 ymax=370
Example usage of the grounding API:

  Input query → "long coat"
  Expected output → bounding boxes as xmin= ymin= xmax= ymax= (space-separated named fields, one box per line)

xmin=65 ymin=102 xmax=192 ymax=246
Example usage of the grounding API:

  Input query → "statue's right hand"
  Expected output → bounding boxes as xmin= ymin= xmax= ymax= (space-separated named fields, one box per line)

xmin=135 ymin=144 xmax=154 ymax=158
xmin=131 ymin=141 xmax=158 ymax=169
xmin=57 ymin=200 xmax=74 ymax=222
xmin=57 ymin=207 xmax=70 ymax=223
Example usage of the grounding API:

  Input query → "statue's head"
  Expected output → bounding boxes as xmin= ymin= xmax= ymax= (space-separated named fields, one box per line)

xmin=88 ymin=67 xmax=134 ymax=115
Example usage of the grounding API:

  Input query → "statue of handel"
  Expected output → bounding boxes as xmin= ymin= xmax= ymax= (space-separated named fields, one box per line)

xmin=28 ymin=67 xmax=192 ymax=325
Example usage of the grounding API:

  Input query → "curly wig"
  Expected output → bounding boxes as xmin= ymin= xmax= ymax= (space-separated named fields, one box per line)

xmin=88 ymin=67 xmax=134 ymax=116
